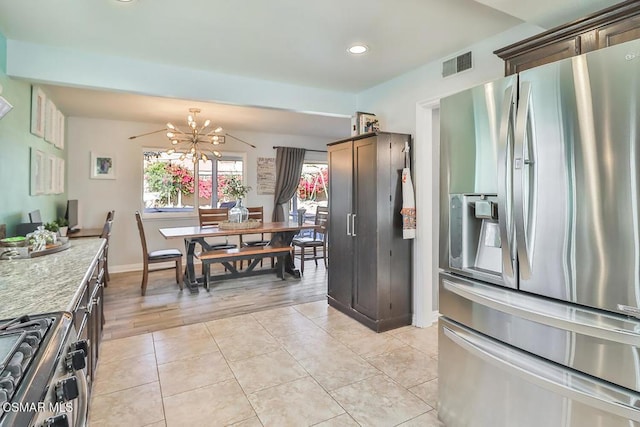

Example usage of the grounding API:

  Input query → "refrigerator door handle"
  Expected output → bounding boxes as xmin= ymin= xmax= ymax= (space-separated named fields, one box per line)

xmin=346 ymin=213 xmax=351 ymax=236
xmin=442 ymin=277 xmax=640 ymax=346
xmin=513 ymin=82 xmax=536 ymax=279
xmin=352 ymin=214 xmax=357 ymax=237
xmin=442 ymin=325 xmax=640 ymax=422
xmin=497 ymin=85 xmax=516 ymax=280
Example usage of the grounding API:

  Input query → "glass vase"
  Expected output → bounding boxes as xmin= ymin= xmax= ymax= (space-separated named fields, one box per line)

xmin=229 ymin=198 xmax=249 ymax=223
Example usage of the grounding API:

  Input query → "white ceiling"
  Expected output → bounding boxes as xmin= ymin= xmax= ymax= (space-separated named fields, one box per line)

xmin=473 ymin=0 xmax=621 ymax=28
xmin=0 ymin=0 xmax=623 ymax=137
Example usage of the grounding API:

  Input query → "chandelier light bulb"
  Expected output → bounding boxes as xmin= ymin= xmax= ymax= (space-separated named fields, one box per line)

xmin=213 ymin=151 xmax=221 ymax=158
xmin=201 ymin=153 xmax=208 ymax=162
xmin=179 ymin=154 xmax=186 ymax=161
xmin=190 ymin=147 xmax=196 ymax=154
xmin=166 ymin=123 xmax=175 ymax=130
xmin=187 ymin=115 xmax=194 ymax=123
xmin=167 ymin=148 xmax=176 ymax=155
xmin=203 ymin=119 xmax=211 ymax=127
xmin=172 ymin=139 xmax=178 ymax=145
xmin=166 ymin=132 xmax=175 ymax=138
xmin=214 ymin=126 xmax=223 ymax=133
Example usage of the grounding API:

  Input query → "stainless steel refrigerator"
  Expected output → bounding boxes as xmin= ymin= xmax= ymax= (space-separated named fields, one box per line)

xmin=438 ymin=38 xmax=640 ymax=426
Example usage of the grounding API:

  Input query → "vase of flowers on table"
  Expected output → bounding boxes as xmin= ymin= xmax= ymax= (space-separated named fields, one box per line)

xmin=222 ymin=175 xmax=252 ymax=223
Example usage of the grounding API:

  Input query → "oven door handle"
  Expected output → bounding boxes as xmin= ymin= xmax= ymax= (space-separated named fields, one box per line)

xmin=74 ymin=370 xmax=89 ymax=427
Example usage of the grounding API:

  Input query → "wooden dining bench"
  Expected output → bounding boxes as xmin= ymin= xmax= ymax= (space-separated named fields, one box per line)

xmin=197 ymin=245 xmax=293 ymax=291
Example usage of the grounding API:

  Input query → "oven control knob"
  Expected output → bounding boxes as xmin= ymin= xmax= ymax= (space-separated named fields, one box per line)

xmin=65 ymin=350 xmax=86 ymax=372
xmin=43 ymin=413 xmax=69 ymax=427
xmin=55 ymin=377 xmax=79 ymax=402
xmin=71 ymin=339 xmax=89 ymax=356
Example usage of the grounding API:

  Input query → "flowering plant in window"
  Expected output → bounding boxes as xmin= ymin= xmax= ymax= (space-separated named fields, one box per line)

xmin=167 ymin=164 xmax=195 ymax=195
xmin=145 ymin=162 xmax=209 ymax=207
xmin=221 ymin=175 xmax=251 ymax=200
xmin=297 ymin=169 xmax=328 ymax=201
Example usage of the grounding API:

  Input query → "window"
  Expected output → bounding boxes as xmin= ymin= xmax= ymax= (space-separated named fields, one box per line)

xmin=289 ymin=162 xmax=328 ymax=221
xmin=198 ymin=157 xmax=245 ymax=208
xmin=143 ymin=150 xmax=245 ymax=215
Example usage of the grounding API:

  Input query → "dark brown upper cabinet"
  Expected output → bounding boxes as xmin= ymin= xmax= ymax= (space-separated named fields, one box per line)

xmin=495 ymin=0 xmax=640 ymax=75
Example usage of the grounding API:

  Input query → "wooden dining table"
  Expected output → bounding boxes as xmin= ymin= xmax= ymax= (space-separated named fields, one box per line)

xmin=159 ymin=221 xmax=318 ymax=293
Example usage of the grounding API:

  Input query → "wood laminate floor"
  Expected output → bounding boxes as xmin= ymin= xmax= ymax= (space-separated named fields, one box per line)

xmin=103 ymin=261 xmax=328 ymax=340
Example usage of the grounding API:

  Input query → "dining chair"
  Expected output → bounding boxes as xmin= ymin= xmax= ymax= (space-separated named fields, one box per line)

xmin=198 ymin=207 xmax=237 ymax=250
xmin=291 ymin=206 xmax=329 ymax=275
xmin=100 ymin=210 xmax=115 ymax=286
xmin=198 ymin=207 xmax=237 ymax=272
xmin=240 ymin=206 xmax=272 ymax=268
xmin=135 ymin=211 xmax=183 ymax=296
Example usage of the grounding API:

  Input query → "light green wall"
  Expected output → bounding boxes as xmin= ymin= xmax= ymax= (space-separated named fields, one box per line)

xmin=0 ymin=31 xmax=6 ymax=72
xmin=0 ymin=68 xmax=67 ymax=236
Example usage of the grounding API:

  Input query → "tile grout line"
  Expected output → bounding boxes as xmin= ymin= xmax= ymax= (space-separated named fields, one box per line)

xmin=151 ymin=332 xmax=169 ymax=427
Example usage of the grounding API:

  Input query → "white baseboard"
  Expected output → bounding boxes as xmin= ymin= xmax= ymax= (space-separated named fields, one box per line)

xmin=412 ymin=310 xmax=441 ymax=328
xmin=431 ymin=310 xmax=441 ymax=324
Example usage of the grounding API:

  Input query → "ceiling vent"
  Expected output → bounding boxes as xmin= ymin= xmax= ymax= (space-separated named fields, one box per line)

xmin=442 ymin=51 xmax=472 ymax=77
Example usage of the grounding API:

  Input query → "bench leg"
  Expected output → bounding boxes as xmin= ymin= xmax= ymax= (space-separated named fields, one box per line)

xmin=203 ymin=262 xmax=210 ymax=292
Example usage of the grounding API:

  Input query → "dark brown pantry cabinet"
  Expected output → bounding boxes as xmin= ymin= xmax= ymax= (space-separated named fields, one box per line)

xmin=327 ymin=132 xmax=412 ymax=332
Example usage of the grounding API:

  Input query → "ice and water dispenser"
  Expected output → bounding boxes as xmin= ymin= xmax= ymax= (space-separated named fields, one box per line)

xmin=449 ymin=194 xmax=502 ymax=277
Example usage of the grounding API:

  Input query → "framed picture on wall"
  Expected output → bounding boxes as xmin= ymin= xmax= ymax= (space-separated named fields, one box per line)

xmin=30 ymin=148 xmax=45 ymax=195
xmin=90 ymin=152 xmax=116 ymax=180
xmin=55 ymin=110 xmax=65 ymax=150
xmin=45 ymin=153 xmax=57 ymax=194
xmin=55 ymin=157 xmax=65 ymax=194
xmin=30 ymin=86 xmax=46 ymax=138
xmin=44 ymin=100 xmax=57 ymax=144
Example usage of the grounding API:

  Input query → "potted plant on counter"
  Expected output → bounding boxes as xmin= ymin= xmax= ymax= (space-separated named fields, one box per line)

xmin=44 ymin=221 xmax=59 ymax=234
xmin=56 ymin=218 xmax=69 ymax=237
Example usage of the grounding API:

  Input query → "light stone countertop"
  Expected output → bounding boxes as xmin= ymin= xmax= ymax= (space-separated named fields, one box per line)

xmin=0 ymin=238 xmax=105 ymax=319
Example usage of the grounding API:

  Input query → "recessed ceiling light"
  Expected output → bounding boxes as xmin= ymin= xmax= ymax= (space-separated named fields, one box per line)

xmin=348 ymin=45 xmax=368 ymax=55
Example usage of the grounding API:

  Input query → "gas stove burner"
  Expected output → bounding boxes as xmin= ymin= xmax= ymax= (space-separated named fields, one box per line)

xmin=0 ymin=315 xmax=53 ymax=411
xmin=0 ymin=312 xmax=88 ymax=427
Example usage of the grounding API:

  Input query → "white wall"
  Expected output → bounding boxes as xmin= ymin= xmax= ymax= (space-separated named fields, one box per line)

xmin=355 ymin=23 xmax=544 ymax=323
xmin=66 ymin=117 xmax=330 ymax=271
xmin=357 ymin=24 xmax=543 ymax=136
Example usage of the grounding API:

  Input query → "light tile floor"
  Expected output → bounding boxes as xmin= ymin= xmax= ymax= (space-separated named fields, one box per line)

xmin=89 ymin=301 xmax=443 ymax=427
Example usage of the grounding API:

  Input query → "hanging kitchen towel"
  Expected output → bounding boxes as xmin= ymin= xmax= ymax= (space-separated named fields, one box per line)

xmin=401 ymin=167 xmax=416 ymax=239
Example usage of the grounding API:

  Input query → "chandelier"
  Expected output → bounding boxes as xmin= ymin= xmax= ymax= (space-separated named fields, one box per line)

xmin=165 ymin=108 xmax=225 ymax=162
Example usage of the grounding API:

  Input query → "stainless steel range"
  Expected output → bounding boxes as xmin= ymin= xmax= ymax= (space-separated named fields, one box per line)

xmin=0 ymin=313 xmax=88 ymax=427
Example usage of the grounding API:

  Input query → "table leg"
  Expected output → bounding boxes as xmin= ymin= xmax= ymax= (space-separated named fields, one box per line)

xmin=271 ymin=230 xmax=301 ymax=278
xmin=184 ymin=238 xmax=200 ymax=294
